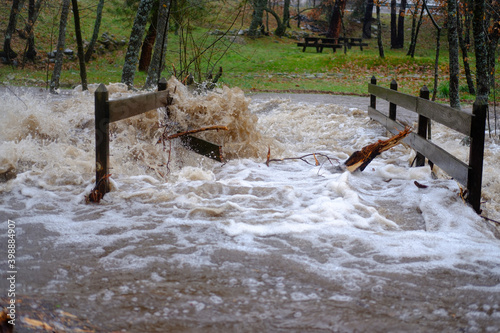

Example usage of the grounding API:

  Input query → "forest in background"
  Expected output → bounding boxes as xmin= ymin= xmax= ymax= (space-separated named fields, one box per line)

xmin=0 ymin=0 xmax=499 ymax=107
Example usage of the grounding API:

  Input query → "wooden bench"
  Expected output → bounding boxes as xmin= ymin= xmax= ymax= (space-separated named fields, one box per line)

xmin=297 ymin=36 xmax=368 ymax=53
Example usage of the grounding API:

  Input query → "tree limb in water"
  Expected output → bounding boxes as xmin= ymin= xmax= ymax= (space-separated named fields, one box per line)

xmin=161 ymin=125 xmax=228 ymax=141
xmin=344 ymin=126 xmax=412 ymax=172
xmin=266 ymin=148 xmax=339 ymax=168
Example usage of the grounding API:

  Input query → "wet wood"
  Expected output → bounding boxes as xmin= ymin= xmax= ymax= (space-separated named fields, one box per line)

xmin=94 ymin=83 xmax=110 ymax=194
xmin=180 ymin=135 xmax=224 ymax=162
xmin=467 ymin=102 xmax=487 ymax=213
xmin=368 ymin=83 xmax=472 ymax=135
xmin=108 ymin=89 xmax=171 ymax=123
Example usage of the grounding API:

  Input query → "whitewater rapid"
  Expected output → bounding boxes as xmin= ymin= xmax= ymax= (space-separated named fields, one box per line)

xmin=1 ymin=81 xmax=499 ymax=332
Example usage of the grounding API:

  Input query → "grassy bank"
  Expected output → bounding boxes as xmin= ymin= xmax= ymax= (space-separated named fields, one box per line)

xmin=0 ymin=1 xmax=483 ymax=101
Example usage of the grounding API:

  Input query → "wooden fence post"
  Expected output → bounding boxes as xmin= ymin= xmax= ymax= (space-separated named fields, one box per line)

xmin=467 ymin=102 xmax=487 ymax=213
xmin=389 ymin=79 xmax=397 ymax=120
xmin=95 ymin=83 xmax=110 ymax=194
xmin=416 ymin=85 xmax=430 ymax=167
xmin=370 ymin=76 xmax=377 ymax=110
xmin=158 ymin=77 xmax=167 ymax=91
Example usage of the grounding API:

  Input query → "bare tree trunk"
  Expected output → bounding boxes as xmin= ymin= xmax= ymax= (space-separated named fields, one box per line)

xmin=283 ymin=0 xmax=291 ymax=29
xmin=139 ymin=22 xmax=157 ymax=71
xmin=145 ymin=0 xmax=171 ymax=89
xmin=121 ymin=0 xmax=155 ymax=89
xmin=249 ymin=0 xmax=267 ymax=37
xmin=49 ymin=0 xmax=70 ymax=93
xmin=448 ymin=0 xmax=460 ymax=109
xmin=2 ymin=0 xmax=24 ymax=62
xmin=472 ymin=0 xmax=489 ymax=104
xmin=458 ymin=3 xmax=475 ymax=95
xmin=376 ymin=0 xmax=384 ymax=58
xmin=327 ymin=0 xmax=346 ymax=38
xmin=363 ymin=0 xmax=374 ymax=38
xmin=390 ymin=0 xmax=397 ymax=48
xmin=395 ymin=0 xmax=407 ymax=48
xmin=84 ymin=0 xmax=104 ymax=63
xmin=71 ymin=0 xmax=87 ymax=91
xmin=407 ymin=1 xmax=424 ymax=57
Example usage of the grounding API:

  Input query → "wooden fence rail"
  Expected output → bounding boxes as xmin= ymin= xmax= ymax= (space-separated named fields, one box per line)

xmin=367 ymin=76 xmax=486 ymax=213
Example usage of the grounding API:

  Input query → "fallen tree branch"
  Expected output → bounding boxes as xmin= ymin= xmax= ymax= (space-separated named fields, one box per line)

xmin=162 ymin=125 xmax=229 ymax=141
xmin=344 ymin=126 xmax=412 ymax=172
xmin=265 ymin=147 xmax=339 ymax=168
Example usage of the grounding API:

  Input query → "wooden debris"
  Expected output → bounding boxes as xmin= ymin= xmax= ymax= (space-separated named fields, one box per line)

xmin=162 ymin=125 xmax=228 ymax=141
xmin=344 ymin=126 xmax=412 ymax=172
xmin=85 ymin=174 xmax=112 ymax=203
xmin=414 ymin=181 xmax=428 ymax=189
xmin=266 ymin=148 xmax=339 ymax=168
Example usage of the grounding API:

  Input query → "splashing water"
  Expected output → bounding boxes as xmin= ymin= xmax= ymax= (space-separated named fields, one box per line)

xmin=1 ymin=83 xmax=500 ymax=332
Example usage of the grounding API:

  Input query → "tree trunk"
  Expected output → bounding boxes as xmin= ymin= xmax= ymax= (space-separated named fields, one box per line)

xmin=121 ymin=0 xmax=155 ymax=89
xmin=2 ymin=0 xmax=24 ymax=61
xmin=144 ymin=0 xmax=171 ymax=89
xmin=458 ymin=4 xmax=475 ymax=95
xmin=23 ymin=0 xmax=37 ymax=62
xmin=395 ymin=0 xmax=406 ymax=48
xmin=49 ymin=0 xmax=70 ymax=93
xmin=447 ymin=0 xmax=460 ymax=109
xmin=265 ymin=7 xmax=286 ymax=37
xmin=363 ymin=0 xmax=374 ymax=38
xmin=407 ymin=1 xmax=424 ymax=57
xmin=390 ymin=0 xmax=397 ymax=48
xmin=376 ymin=0 xmax=384 ymax=58
xmin=283 ymin=0 xmax=291 ymax=29
xmin=139 ymin=22 xmax=157 ymax=71
xmin=84 ymin=0 xmax=104 ymax=63
xmin=472 ymin=0 xmax=489 ymax=104
xmin=327 ymin=0 xmax=346 ymax=38
xmin=71 ymin=0 xmax=87 ymax=91
xmin=249 ymin=0 xmax=267 ymax=37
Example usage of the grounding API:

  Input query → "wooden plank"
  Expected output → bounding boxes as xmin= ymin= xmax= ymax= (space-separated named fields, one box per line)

xmin=369 ymin=83 xmax=472 ymax=135
xmin=368 ymin=83 xmax=417 ymax=112
xmin=416 ymin=98 xmax=472 ymax=136
xmin=180 ymin=135 xmax=223 ymax=162
xmin=95 ymin=84 xmax=110 ymax=194
xmin=368 ymin=107 xmax=469 ymax=186
xmin=108 ymin=90 xmax=170 ymax=123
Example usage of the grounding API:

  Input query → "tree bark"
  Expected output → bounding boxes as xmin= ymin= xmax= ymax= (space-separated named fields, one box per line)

xmin=326 ymin=0 xmax=346 ymax=38
xmin=395 ymin=0 xmax=407 ymax=48
xmin=139 ymin=22 xmax=157 ymax=72
xmin=145 ymin=0 xmax=171 ymax=89
xmin=49 ymin=0 xmax=70 ymax=93
xmin=376 ymin=0 xmax=385 ymax=58
xmin=249 ymin=0 xmax=267 ymax=37
xmin=84 ymin=0 xmax=105 ymax=63
xmin=121 ymin=0 xmax=155 ymax=89
xmin=363 ymin=0 xmax=374 ymax=38
xmin=71 ymin=0 xmax=87 ymax=91
xmin=407 ymin=1 xmax=424 ymax=57
xmin=447 ymin=0 xmax=460 ymax=109
xmin=457 ymin=3 xmax=475 ymax=95
xmin=390 ymin=0 xmax=397 ymax=48
xmin=472 ymin=0 xmax=489 ymax=104
xmin=2 ymin=0 xmax=24 ymax=61
xmin=283 ymin=0 xmax=291 ymax=29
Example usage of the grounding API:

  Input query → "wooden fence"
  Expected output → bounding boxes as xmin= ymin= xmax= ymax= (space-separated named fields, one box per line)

xmin=367 ymin=76 xmax=486 ymax=213
xmin=94 ymin=78 xmax=222 ymax=197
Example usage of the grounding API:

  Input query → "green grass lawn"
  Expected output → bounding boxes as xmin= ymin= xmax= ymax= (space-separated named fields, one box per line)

xmin=0 ymin=0 xmax=488 ymax=102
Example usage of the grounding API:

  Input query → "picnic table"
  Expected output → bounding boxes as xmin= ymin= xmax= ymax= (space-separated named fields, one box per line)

xmin=297 ymin=36 xmax=368 ymax=53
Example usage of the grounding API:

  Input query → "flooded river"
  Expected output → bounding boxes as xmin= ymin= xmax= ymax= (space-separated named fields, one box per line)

xmin=1 ymin=80 xmax=500 ymax=332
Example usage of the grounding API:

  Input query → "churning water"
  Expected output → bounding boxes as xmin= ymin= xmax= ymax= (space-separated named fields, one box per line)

xmin=1 ymin=79 xmax=500 ymax=332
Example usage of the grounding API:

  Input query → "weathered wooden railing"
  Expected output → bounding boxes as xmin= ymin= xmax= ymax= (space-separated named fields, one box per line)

xmin=368 ymin=76 xmax=486 ymax=213
xmin=94 ymin=78 xmax=223 ymax=197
